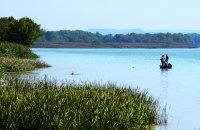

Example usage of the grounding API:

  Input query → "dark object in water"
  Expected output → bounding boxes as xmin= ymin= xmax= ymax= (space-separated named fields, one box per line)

xmin=160 ymin=63 xmax=172 ymax=69
xmin=70 ymin=71 xmax=79 ymax=75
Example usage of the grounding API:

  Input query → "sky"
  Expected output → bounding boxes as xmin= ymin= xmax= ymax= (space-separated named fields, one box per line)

xmin=1 ymin=0 xmax=200 ymax=31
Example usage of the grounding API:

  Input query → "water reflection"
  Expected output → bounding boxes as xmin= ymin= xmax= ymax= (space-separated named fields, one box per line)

xmin=155 ymin=69 xmax=169 ymax=130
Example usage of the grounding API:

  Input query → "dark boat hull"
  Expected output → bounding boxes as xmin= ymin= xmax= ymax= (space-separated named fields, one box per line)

xmin=160 ymin=63 xmax=172 ymax=69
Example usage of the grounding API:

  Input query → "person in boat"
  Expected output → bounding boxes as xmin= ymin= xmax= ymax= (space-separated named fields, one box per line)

xmin=165 ymin=54 xmax=169 ymax=66
xmin=160 ymin=55 xmax=165 ymax=66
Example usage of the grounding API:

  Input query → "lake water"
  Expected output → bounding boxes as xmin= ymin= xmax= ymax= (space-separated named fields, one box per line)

xmin=32 ymin=48 xmax=200 ymax=130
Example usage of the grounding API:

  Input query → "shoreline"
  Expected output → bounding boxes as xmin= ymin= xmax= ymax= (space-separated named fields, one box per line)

xmin=33 ymin=42 xmax=198 ymax=48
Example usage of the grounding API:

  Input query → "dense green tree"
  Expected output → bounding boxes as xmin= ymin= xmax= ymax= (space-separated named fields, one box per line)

xmin=45 ymin=31 xmax=58 ymax=42
xmin=91 ymin=40 xmax=101 ymax=45
xmin=189 ymin=34 xmax=200 ymax=45
xmin=157 ymin=33 xmax=166 ymax=43
xmin=0 ymin=17 xmax=16 ymax=41
xmin=0 ymin=16 xmax=41 ymax=46
xmin=102 ymin=34 xmax=111 ymax=42
xmin=166 ymin=33 xmax=173 ymax=44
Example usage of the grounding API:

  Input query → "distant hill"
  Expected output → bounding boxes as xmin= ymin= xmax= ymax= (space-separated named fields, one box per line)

xmin=88 ymin=29 xmax=200 ymax=35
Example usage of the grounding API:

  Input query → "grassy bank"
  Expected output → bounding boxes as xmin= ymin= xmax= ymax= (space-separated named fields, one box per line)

xmin=0 ymin=76 xmax=161 ymax=130
xmin=0 ymin=42 xmax=49 ymax=72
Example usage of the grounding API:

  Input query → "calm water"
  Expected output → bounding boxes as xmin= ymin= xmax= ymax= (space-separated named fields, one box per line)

xmin=32 ymin=48 xmax=200 ymax=130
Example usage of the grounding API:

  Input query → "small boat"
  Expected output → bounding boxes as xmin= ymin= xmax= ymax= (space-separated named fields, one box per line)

xmin=160 ymin=63 xmax=172 ymax=69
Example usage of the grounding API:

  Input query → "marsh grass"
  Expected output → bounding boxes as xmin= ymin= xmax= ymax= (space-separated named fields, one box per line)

xmin=0 ymin=42 xmax=50 ymax=72
xmin=0 ymin=57 xmax=50 ymax=72
xmin=0 ymin=42 xmax=39 ymax=59
xmin=0 ymin=76 xmax=162 ymax=130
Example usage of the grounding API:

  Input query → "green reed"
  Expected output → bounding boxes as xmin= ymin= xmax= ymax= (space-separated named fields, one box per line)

xmin=0 ymin=57 xmax=50 ymax=72
xmin=0 ymin=42 xmax=50 ymax=72
xmin=0 ymin=76 xmax=162 ymax=130
xmin=0 ymin=42 xmax=38 ymax=59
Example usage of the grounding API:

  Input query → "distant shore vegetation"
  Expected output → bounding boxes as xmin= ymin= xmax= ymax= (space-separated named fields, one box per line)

xmin=36 ymin=30 xmax=200 ymax=48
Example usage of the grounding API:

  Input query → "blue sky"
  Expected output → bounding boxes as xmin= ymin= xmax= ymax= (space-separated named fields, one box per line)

xmin=1 ymin=0 xmax=200 ymax=31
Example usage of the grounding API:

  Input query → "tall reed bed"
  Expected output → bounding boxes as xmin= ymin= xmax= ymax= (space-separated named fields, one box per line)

xmin=0 ymin=57 xmax=50 ymax=72
xmin=0 ymin=42 xmax=38 ymax=59
xmin=0 ymin=42 xmax=50 ymax=72
xmin=0 ymin=76 xmax=162 ymax=130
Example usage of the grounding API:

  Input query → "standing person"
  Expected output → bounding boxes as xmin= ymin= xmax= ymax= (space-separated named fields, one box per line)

xmin=165 ymin=54 xmax=169 ymax=66
xmin=160 ymin=55 xmax=165 ymax=66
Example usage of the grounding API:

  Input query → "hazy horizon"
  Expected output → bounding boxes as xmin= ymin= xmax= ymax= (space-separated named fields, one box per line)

xmin=87 ymin=28 xmax=200 ymax=34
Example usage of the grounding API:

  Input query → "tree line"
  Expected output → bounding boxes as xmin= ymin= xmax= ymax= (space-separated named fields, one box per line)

xmin=1 ymin=16 xmax=200 ymax=47
xmin=37 ymin=30 xmax=200 ymax=46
